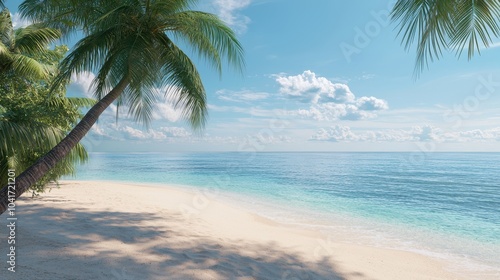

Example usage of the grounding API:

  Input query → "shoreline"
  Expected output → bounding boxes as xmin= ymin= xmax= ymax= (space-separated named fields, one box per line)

xmin=2 ymin=180 xmax=489 ymax=279
xmin=64 ymin=179 xmax=500 ymax=274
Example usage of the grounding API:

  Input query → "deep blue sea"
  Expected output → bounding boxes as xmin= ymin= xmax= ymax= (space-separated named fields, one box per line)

xmin=69 ymin=152 xmax=500 ymax=275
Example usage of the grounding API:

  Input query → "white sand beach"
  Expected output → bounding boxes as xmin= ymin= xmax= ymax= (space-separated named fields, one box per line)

xmin=2 ymin=181 xmax=467 ymax=280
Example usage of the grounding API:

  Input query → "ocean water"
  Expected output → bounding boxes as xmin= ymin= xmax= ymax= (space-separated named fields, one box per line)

xmin=69 ymin=152 xmax=500 ymax=276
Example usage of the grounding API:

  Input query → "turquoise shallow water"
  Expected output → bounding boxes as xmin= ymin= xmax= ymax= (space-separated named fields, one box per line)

xmin=69 ymin=152 xmax=500 ymax=274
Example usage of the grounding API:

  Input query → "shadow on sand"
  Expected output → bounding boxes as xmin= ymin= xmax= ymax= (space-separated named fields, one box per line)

xmin=1 ymin=197 xmax=368 ymax=280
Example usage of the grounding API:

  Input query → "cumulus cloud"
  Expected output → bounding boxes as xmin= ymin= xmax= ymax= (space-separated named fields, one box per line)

xmin=87 ymin=119 xmax=294 ymax=146
xmin=70 ymin=72 xmax=96 ymax=97
xmin=296 ymin=103 xmax=375 ymax=121
xmin=160 ymin=127 xmax=192 ymax=138
xmin=311 ymin=125 xmax=359 ymax=142
xmin=456 ymin=128 xmax=500 ymax=142
xmin=276 ymin=70 xmax=388 ymax=121
xmin=311 ymin=125 xmax=500 ymax=143
xmin=91 ymin=123 xmax=194 ymax=141
xmin=216 ymin=89 xmax=269 ymax=103
xmin=90 ymin=124 xmax=108 ymax=137
xmin=276 ymin=70 xmax=355 ymax=103
xmin=412 ymin=125 xmax=441 ymax=142
xmin=356 ymin=96 xmax=389 ymax=111
xmin=152 ymin=98 xmax=183 ymax=122
xmin=120 ymin=126 xmax=153 ymax=140
xmin=212 ymin=0 xmax=251 ymax=33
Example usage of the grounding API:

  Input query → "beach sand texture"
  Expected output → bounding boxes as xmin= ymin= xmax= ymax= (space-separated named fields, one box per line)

xmin=1 ymin=181 xmax=465 ymax=280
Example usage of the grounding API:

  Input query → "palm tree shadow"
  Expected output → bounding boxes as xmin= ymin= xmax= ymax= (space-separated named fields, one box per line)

xmin=1 ymin=200 xmax=367 ymax=280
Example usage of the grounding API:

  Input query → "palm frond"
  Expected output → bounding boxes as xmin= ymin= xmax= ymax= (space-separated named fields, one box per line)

xmin=166 ymin=10 xmax=245 ymax=75
xmin=66 ymin=97 xmax=97 ymax=108
xmin=10 ymin=53 xmax=51 ymax=78
xmin=150 ymin=0 xmax=199 ymax=13
xmin=52 ymin=26 xmax=123 ymax=94
xmin=392 ymin=0 xmax=500 ymax=76
xmin=123 ymin=38 xmax=164 ymax=126
xmin=157 ymin=34 xmax=206 ymax=129
xmin=0 ymin=42 xmax=9 ymax=57
xmin=19 ymin=0 xmax=114 ymax=38
xmin=0 ymin=121 xmax=62 ymax=158
xmin=15 ymin=25 xmax=61 ymax=55
xmin=450 ymin=0 xmax=500 ymax=59
xmin=0 ymin=9 xmax=13 ymax=47
xmin=0 ymin=8 xmax=61 ymax=79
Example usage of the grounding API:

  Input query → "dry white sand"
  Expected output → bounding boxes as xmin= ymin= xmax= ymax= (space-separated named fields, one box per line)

xmin=1 ymin=181 xmax=468 ymax=280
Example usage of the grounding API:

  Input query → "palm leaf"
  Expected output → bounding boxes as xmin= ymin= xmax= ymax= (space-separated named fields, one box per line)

xmin=0 ymin=9 xmax=13 ymax=47
xmin=66 ymin=97 xmax=97 ymax=108
xmin=450 ymin=0 xmax=500 ymax=58
xmin=0 ymin=8 xmax=61 ymax=79
xmin=156 ymin=33 xmax=206 ymax=129
xmin=0 ymin=121 xmax=62 ymax=158
xmin=15 ymin=25 xmax=62 ymax=55
xmin=0 ymin=42 xmax=9 ymax=58
xmin=166 ymin=10 xmax=245 ymax=75
xmin=10 ymin=53 xmax=51 ymax=78
xmin=392 ymin=0 xmax=500 ymax=76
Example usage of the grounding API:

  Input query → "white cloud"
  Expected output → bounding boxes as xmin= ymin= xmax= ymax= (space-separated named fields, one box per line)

xmin=275 ymin=70 xmax=388 ymax=121
xmin=11 ymin=13 xmax=31 ymax=29
xmin=276 ymin=70 xmax=355 ymax=103
xmin=120 ymin=126 xmax=152 ymax=140
xmin=412 ymin=125 xmax=441 ymax=141
xmin=90 ymin=124 xmax=107 ymax=137
xmin=311 ymin=125 xmax=500 ymax=143
xmin=311 ymin=125 xmax=359 ymax=142
xmin=70 ymin=72 xmax=96 ymax=98
xmin=356 ymin=96 xmax=389 ymax=111
xmin=118 ymin=126 xmax=193 ymax=141
xmin=212 ymin=0 xmax=252 ymax=33
xmin=87 ymin=119 xmax=295 ymax=147
xmin=216 ymin=89 xmax=269 ymax=103
xmin=88 ymin=120 xmax=196 ymax=142
xmin=160 ymin=127 xmax=192 ymax=138
xmin=208 ymin=104 xmax=291 ymax=118
xmin=296 ymin=103 xmax=374 ymax=121
xmin=152 ymin=99 xmax=183 ymax=122
xmin=456 ymin=128 xmax=500 ymax=142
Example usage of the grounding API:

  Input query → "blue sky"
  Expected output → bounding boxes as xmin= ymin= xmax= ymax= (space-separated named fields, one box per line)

xmin=7 ymin=0 xmax=500 ymax=152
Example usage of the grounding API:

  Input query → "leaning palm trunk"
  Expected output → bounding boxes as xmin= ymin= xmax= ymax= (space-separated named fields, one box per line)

xmin=0 ymin=77 xmax=129 ymax=214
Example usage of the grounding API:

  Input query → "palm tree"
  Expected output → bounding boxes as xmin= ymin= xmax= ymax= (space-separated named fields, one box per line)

xmin=0 ymin=93 xmax=93 ymax=196
xmin=0 ymin=0 xmax=244 ymax=214
xmin=0 ymin=10 xmax=90 ymax=196
xmin=0 ymin=44 xmax=94 ymax=195
xmin=0 ymin=8 xmax=61 ymax=79
xmin=391 ymin=0 xmax=500 ymax=76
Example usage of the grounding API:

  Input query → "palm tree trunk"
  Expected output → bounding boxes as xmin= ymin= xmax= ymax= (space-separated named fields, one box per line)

xmin=0 ymin=76 xmax=130 ymax=215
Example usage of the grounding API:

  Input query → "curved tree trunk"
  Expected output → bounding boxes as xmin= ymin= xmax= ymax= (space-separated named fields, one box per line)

xmin=0 ymin=76 xmax=130 ymax=214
